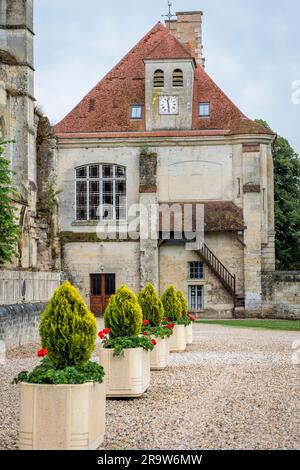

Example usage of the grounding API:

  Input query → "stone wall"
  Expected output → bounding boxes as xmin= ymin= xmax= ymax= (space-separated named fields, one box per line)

xmin=0 ymin=302 xmax=46 ymax=350
xmin=36 ymin=115 xmax=61 ymax=271
xmin=145 ymin=59 xmax=195 ymax=131
xmin=159 ymin=231 xmax=243 ymax=317
xmin=0 ymin=270 xmax=61 ymax=305
xmin=62 ymin=242 xmax=140 ymax=307
xmin=262 ymin=272 xmax=300 ymax=319
xmin=0 ymin=0 xmax=38 ymax=269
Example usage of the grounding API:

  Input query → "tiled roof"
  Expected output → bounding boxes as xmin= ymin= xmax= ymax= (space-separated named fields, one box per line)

xmin=159 ymin=201 xmax=244 ymax=233
xmin=54 ymin=22 xmax=273 ymax=138
xmin=144 ymin=32 xmax=194 ymax=61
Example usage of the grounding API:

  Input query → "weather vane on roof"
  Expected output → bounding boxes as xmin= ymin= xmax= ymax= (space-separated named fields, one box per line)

xmin=162 ymin=1 xmax=176 ymax=29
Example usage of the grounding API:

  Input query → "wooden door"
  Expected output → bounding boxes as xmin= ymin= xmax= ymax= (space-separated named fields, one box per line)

xmin=90 ymin=274 xmax=115 ymax=316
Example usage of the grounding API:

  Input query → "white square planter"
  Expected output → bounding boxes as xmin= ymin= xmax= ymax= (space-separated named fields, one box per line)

xmin=185 ymin=323 xmax=193 ymax=345
xmin=150 ymin=337 xmax=170 ymax=370
xmin=169 ymin=325 xmax=186 ymax=352
xmin=19 ymin=381 xmax=106 ymax=450
xmin=99 ymin=347 xmax=150 ymax=397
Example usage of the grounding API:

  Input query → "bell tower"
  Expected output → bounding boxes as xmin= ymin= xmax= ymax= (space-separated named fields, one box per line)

xmin=144 ymin=34 xmax=195 ymax=131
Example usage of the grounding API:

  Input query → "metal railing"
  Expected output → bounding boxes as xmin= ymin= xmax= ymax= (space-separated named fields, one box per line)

xmin=198 ymin=243 xmax=236 ymax=298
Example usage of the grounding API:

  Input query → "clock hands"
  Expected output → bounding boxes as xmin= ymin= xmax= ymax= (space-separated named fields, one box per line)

xmin=159 ymin=96 xmax=178 ymax=114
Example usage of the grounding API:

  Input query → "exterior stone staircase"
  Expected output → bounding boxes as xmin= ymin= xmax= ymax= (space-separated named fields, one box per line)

xmin=196 ymin=242 xmax=245 ymax=315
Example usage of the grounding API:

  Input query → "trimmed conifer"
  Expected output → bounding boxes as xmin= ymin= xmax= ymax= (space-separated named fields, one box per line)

xmin=138 ymin=283 xmax=164 ymax=326
xmin=177 ymin=290 xmax=188 ymax=317
xmin=39 ymin=281 xmax=97 ymax=369
xmin=161 ymin=285 xmax=182 ymax=321
xmin=104 ymin=285 xmax=143 ymax=338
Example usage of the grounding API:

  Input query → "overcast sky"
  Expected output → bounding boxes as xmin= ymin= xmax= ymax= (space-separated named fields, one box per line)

xmin=34 ymin=0 xmax=300 ymax=153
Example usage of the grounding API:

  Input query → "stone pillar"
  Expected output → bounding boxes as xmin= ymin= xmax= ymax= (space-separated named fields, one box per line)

xmin=261 ymin=144 xmax=276 ymax=271
xmin=139 ymin=151 xmax=159 ymax=290
xmin=0 ymin=0 xmax=38 ymax=269
xmin=242 ymin=144 xmax=263 ymax=315
xmin=0 ymin=0 xmax=37 ymax=268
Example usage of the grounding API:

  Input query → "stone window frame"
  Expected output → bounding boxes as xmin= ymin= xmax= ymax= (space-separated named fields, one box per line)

xmin=75 ymin=164 xmax=127 ymax=222
xmin=188 ymin=285 xmax=204 ymax=312
xmin=198 ymin=102 xmax=211 ymax=117
xmin=130 ymin=104 xmax=143 ymax=120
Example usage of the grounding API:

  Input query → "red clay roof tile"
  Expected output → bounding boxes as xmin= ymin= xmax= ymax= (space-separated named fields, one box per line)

xmin=159 ymin=201 xmax=245 ymax=233
xmin=54 ymin=22 xmax=273 ymax=138
xmin=145 ymin=32 xmax=194 ymax=61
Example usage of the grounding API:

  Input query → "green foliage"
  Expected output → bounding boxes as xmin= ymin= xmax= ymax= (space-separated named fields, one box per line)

xmin=139 ymin=145 xmax=152 ymax=156
xmin=39 ymin=281 xmax=97 ymax=369
xmin=0 ymin=140 xmax=19 ymax=264
xmin=142 ymin=324 xmax=173 ymax=339
xmin=104 ymin=285 xmax=143 ymax=338
xmin=138 ymin=283 xmax=165 ymax=326
xmin=255 ymin=120 xmax=300 ymax=269
xmin=103 ymin=335 xmax=154 ymax=357
xmin=40 ymin=176 xmax=62 ymax=221
xmin=12 ymin=357 xmax=104 ymax=385
xmin=197 ymin=319 xmax=300 ymax=331
xmin=177 ymin=290 xmax=188 ymax=317
xmin=161 ymin=285 xmax=182 ymax=321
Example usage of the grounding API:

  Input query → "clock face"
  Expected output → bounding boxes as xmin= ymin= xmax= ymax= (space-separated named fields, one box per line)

xmin=159 ymin=96 xmax=179 ymax=115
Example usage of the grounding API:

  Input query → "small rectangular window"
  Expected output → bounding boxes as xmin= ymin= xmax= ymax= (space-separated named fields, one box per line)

xmin=89 ymin=165 xmax=99 ymax=179
xmin=199 ymin=102 xmax=210 ymax=117
xmin=116 ymin=166 xmax=126 ymax=178
xmin=130 ymin=105 xmax=143 ymax=120
xmin=102 ymin=165 xmax=113 ymax=179
xmin=189 ymin=262 xmax=204 ymax=280
xmin=105 ymin=274 xmax=116 ymax=296
xmin=188 ymin=285 xmax=204 ymax=311
xmin=90 ymin=274 xmax=101 ymax=296
xmin=76 ymin=167 xmax=87 ymax=179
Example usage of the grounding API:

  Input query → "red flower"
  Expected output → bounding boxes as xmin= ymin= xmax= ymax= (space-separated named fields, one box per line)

xmin=98 ymin=331 xmax=105 ymax=340
xmin=37 ymin=348 xmax=48 ymax=358
xmin=143 ymin=320 xmax=150 ymax=326
xmin=143 ymin=331 xmax=148 ymax=336
xmin=103 ymin=328 xmax=110 ymax=335
xmin=151 ymin=328 xmax=155 ymax=332
xmin=151 ymin=339 xmax=157 ymax=346
xmin=171 ymin=323 xmax=175 ymax=328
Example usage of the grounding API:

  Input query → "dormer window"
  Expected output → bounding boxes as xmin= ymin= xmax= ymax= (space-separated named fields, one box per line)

xmin=153 ymin=69 xmax=164 ymax=88
xmin=173 ymin=69 xmax=183 ymax=87
xmin=130 ymin=105 xmax=143 ymax=120
xmin=199 ymin=102 xmax=211 ymax=117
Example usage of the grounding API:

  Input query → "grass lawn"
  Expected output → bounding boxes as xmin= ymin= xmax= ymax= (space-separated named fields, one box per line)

xmin=196 ymin=319 xmax=300 ymax=331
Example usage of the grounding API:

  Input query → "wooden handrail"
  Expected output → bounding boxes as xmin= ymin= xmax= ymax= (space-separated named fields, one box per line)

xmin=198 ymin=243 xmax=236 ymax=298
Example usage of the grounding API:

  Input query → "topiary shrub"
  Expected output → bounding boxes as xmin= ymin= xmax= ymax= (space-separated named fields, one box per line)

xmin=39 ymin=281 xmax=97 ymax=369
xmin=104 ymin=285 xmax=143 ymax=339
xmin=161 ymin=285 xmax=182 ymax=321
xmin=138 ymin=283 xmax=165 ymax=327
xmin=177 ymin=290 xmax=188 ymax=317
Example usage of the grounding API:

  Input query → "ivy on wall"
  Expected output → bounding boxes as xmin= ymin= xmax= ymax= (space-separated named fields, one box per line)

xmin=0 ymin=140 xmax=19 ymax=264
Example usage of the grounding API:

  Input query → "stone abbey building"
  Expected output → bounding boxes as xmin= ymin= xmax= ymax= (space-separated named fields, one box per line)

xmin=54 ymin=13 xmax=276 ymax=317
xmin=3 ymin=1 xmax=299 ymax=327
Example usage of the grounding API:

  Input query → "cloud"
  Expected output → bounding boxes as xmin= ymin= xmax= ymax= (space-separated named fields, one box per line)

xmin=34 ymin=0 xmax=300 ymax=154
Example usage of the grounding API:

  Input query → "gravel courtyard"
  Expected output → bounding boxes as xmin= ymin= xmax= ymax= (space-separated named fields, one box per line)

xmin=1 ymin=323 xmax=299 ymax=450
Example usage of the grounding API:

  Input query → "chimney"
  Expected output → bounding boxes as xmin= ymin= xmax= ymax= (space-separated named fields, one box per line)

xmin=166 ymin=11 xmax=205 ymax=68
